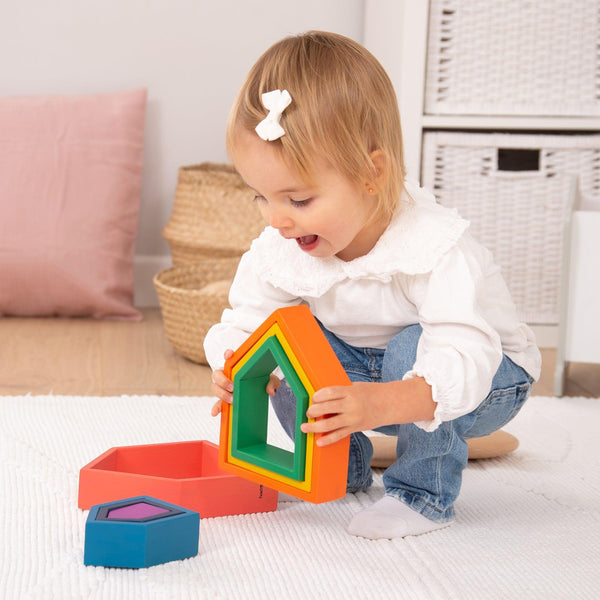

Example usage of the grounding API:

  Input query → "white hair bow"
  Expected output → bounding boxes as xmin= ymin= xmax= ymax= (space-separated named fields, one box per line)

xmin=255 ymin=89 xmax=292 ymax=141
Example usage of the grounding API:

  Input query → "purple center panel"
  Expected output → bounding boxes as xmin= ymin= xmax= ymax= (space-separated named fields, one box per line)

xmin=107 ymin=502 xmax=170 ymax=520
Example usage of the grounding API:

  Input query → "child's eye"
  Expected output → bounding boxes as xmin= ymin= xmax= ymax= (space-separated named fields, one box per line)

xmin=290 ymin=198 xmax=312 ymax=208
xmin=253 ymin=194 xmax=266 ymax=203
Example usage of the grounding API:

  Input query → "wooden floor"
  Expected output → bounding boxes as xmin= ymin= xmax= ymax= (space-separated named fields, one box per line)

xmin=0 ymin=307 xmax=599 ymax=397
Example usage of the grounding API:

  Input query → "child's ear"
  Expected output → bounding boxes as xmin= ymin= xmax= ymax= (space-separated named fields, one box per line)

xmin=364 ymin=150 xmax=387 ymax=195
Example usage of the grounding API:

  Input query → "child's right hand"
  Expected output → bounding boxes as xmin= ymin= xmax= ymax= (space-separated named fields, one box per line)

xmin=210 ymin=349 xmax=234 ymax=417
xmin=209 ymin=349 xmax=282 ymax=417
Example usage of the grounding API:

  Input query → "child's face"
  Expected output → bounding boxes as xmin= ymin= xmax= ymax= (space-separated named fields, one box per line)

xmin=233 ymin=130 xmax=385 ymax=262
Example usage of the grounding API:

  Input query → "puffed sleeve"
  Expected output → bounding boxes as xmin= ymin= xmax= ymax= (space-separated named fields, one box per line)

xmin=203 ymin=249 xmax=301 ymax=371
xmin=403 ymin=237 xmax=507 ymax=432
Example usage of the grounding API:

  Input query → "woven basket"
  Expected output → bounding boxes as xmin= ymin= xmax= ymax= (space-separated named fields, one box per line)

xmin=420 ymin=131 xmax=599 ymax=324
xmin=425 ymin=0 xmax=600 ymax=116
xmin=163 ymin=163 xmax=265 ymax=263
xmin=153 ymin=258 xmax=240 ymax=365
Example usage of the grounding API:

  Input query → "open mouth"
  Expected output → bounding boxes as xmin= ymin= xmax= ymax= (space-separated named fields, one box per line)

xmin=296 ymin=235 xmax=319 ymax=251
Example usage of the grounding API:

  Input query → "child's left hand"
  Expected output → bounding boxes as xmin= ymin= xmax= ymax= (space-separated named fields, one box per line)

xmin=300 ymin=378 xmax=436 ymax=447
xmin=300 ymin=382 xmax=385 ymax=447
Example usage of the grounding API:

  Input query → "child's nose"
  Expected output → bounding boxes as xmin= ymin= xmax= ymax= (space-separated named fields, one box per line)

xmin=267 ymin=205 xmax=293 ymax=230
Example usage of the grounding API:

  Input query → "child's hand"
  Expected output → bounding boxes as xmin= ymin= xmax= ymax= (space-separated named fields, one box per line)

xmin=209 ymin=350 xmax=282 ymax=416
xmin=210 ymin=349 xmax=234 ymax=416
xmin=300 ymin=379 xmax=436 ymax=446
xmin=301 ymin=382 xmax=380 ymax=446
xmin=266 ymin=373 xmax=281 ymax=396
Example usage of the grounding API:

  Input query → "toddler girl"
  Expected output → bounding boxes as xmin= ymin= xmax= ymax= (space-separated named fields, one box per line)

xmin=204 ymin=31 xmax=541 ymax=539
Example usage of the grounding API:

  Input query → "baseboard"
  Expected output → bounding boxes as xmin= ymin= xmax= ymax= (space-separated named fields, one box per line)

xmin=134 ymin=254 xmax=560 ymax=348
xmin=134 ymin=254 xmax=172 ymax=307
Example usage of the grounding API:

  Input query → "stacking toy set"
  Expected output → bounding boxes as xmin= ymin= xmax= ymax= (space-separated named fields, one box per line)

xmin=79 ymin=306 xmax=350 ymax=568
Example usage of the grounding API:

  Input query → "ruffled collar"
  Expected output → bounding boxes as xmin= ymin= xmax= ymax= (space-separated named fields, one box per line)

xmin=251 ymin=179 xmax=469 ymax=296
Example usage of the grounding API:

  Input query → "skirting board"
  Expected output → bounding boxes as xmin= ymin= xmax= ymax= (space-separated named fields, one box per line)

xmin=133 ymin=254 xmax=559 ymax=348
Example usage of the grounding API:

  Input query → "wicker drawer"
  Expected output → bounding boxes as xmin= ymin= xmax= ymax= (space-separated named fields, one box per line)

xmin=425 ymin=0 xmax=600 ymax=116
xmin=421 ymin=131 xmax=600 ymax=324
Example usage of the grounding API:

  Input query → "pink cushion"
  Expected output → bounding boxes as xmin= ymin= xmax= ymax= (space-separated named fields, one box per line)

xmin=0 ymin=88 xmax=147 ymax=320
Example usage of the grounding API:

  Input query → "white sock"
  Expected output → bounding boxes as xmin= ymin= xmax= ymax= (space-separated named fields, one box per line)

xmin=348 ymin=495 xmax=453 ymax=539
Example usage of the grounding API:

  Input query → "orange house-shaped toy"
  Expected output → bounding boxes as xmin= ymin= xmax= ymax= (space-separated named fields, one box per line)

xmin=218 ymin=305 xmax=351 ymax=503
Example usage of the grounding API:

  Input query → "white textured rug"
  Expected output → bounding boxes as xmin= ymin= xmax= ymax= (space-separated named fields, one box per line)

xmin=1 ymin=394 xmax=598 ymax=600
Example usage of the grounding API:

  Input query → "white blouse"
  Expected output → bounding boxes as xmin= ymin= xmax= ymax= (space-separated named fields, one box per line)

xmin=203 ymin=179 xmax=541 ymax=432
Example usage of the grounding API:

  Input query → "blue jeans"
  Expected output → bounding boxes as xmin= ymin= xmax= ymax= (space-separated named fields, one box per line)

xmin=270 ymin=323 xmax=533 ymax=522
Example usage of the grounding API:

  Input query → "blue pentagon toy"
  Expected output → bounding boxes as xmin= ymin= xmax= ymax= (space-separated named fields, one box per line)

xmin=84 ymin=495 xmax=199 ymax=568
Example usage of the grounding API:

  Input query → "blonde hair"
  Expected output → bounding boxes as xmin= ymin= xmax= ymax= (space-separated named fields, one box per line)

xmin=226 ymin=31 xmax=406 ymax=221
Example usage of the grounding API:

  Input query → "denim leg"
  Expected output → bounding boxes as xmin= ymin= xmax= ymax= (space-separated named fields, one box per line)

xmin=272 ymin=321 xmax=533 ymax=516
xmin=269 ymin=380 xmax=298 ymax=442
xmin=377 ymin=325 xmax=462 ymax=521
xmin=460 ymin=357 xmax=533 ymax=440
xmin=346 ymin=431 xmax=374 ymax=493
xmin=378 ymin=325 xmax=533 ymax=522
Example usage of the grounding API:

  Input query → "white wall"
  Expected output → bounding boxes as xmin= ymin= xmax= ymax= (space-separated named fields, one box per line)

xmin=364 ymin=0 xmax=428 ymax=180
xmin=1 ymin=0 xmax=365 ymax=304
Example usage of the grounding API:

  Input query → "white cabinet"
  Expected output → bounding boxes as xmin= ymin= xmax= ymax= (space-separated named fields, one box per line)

xmin=364 ymin=0 xmax=600 ymax=345
xmin=555 ymin=212 xmax=600 ymax=395
xmin=364 ymin=1 xmax=600 ymax=179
